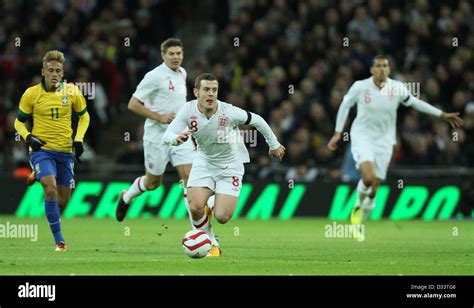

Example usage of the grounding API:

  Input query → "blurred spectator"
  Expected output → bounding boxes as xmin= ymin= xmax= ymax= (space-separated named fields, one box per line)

xmin=285 ymin=157 xmax=318 ymax=183
xmin=347 ymin=6 xmax=379 ymax=43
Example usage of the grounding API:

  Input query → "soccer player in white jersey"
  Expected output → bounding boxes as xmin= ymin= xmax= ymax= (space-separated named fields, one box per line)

xmin=163 ymin=73 xmax=286 ymax=256
xmin=327 ymin=55 xmax=463 ymax=224
xmin=115 ymin=39 xmax=216 ymax=243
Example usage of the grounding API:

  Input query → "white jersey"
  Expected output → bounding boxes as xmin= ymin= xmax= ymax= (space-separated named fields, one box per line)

xmin=335 ymin=77 xmax=442 ymax=149
xmin=163 ymin=100 xmax=281 ymax=168
xmin=132 ymin=63 xmax=187 ymax=142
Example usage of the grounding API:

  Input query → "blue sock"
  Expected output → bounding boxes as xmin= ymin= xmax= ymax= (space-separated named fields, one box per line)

xmin=45 ymin=200 xmax=64 ymax=243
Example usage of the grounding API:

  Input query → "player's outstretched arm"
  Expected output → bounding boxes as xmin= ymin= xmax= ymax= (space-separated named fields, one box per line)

xmin=402 ymin=95 xmax=464 ymax=128
xmin=14 ymin=118 xmax=47 ymax=150
xmin=14 ymin=117 xmax=31 ymax=142
xmin=14 ymin=89 xmax=47 ymax=150
xmin=128 ymin=96 xmax=175 ymax=123
xmin=162 ymin=105 xmax=190 ymax=146
xmin=440 ymin=112 xmax=463 ymax=128
xmin=72 ymin=91 xmax=91 ymax=162
xmin=244 ymin=112 xmax=285 ymax=161
xmin=269 ymin=145 xmax=286 ymax=161
xmin=327 ymin=83 xmax=359 ymax=151
xmin=14 ymin=104 xmax=47 ymax=151
xmin=73 ymin=111 xmax=90 ymax=162
xmin=327 ymin=132 xmax=341 ymax=151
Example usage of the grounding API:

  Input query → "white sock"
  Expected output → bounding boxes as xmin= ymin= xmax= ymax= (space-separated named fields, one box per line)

xmin=206 ymin=195 xmax=218 ymax=245
xmin=362 ymin=197 xmax=375 ymax=221
xmin=356 ymin=179 xmax=372 ymax=206
xmin=207 ymin=194 xmax=215 ymax=211
xmin=192 ymin=213 xmax=219 ymax=246
xmin=183 ymin=188 xmax=195 ymax=229
xmin=123 ymin=176 xmax=148 ymax=204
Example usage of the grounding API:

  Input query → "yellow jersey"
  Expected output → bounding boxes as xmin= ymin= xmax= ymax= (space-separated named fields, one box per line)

xmin=18 ymin=80 xmax=88 ymax=153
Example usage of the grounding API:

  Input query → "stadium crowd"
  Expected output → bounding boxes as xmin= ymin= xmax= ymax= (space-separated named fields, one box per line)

xmin=0 ymin=0 xmax=473 ymax=181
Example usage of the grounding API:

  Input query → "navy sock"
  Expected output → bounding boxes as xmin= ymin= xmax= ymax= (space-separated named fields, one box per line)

xmin=45 ymin=200 xmax=64 ymax=243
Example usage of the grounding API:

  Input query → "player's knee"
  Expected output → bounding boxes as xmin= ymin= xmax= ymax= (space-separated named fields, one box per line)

xmin=362 ymin=175 xmax=375 ymax=187
xmin=187 ymin=196 xmax=203 ymax=213
xmin=216 ymin=216 xmax=230 ymax=224
xmin=368 ymin=191 xmax=376 ymax=199
xmin=145 ymin=178 xmax=162 ymax=190
xmin=44 ymin=184 xmax=58 ymax=200
xmin=146 ymin=183 xmax=159 ymax=190
xmin=369 ymin=182 xmax=381 ymax=198
xmin=58 ymin=197 xmax=70 ymax=209
xmin=215 ymin=213 xmax=231 ymax=224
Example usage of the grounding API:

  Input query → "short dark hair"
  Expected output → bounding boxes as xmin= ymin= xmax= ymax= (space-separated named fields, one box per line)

xmin=194 ymin=73 xmax=218 ymax=88
xmin=372 ymin=55 xmax=389 ymax=66
xmin=161 ymin=38 xmax=183 ymax=53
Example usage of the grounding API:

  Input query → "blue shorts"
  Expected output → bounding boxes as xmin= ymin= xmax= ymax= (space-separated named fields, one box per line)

xmin=30 ymin=149 xmax=74 ymax=187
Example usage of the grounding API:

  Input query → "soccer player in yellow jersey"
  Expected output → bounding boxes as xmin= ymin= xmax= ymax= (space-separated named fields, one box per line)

xmin=14 ymin=50 xmax=90 ymax=251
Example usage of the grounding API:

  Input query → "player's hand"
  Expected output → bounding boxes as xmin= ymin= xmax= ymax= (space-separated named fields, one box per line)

xmin=176 ymin=131 xmax=192 ymax=145
xmin=73 ymin=142 xmax=84 ymax=163
xmin=26 ymin=134 xmax=47 ymax=151
xmin=441 ymin=112 xmax=463 ymax=128
xmin=159 ymin=113 xmax=176 ymax=124
xmin=269 ymin=145 xmax=286 ymax=161
xmin=327 ymin=132 xmax=341 ymax=151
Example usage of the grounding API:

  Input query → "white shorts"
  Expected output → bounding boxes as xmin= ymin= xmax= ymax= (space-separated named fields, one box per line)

xmin=144 ymin=139 xmax=195 ymax=176
xmin=351 ymin=139 xmax=393 ymax=180
xmin=187 ymin=163 xmax=245 ymax=197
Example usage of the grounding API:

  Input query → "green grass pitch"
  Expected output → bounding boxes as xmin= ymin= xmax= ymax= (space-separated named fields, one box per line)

xmin=0 ymin=216 xmax=472 ymax=275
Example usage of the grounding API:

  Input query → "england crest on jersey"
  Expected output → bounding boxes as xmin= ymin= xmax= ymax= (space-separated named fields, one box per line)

xmin=218 ymin=116 xmax=229 ymax=128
